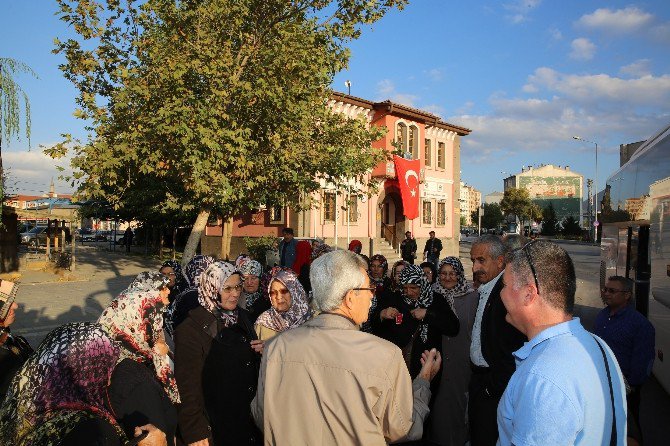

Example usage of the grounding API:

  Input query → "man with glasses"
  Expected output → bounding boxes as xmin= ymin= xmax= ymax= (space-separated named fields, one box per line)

xmin=594 ymin=276 xmax=655 ymax=440
xmin=468 ymin=235 xmax=525 ymax=446
xmin=497 ymin=241 xmax=627 ymax=445
xmin=252 ymin=250 xmax=442 ymax=444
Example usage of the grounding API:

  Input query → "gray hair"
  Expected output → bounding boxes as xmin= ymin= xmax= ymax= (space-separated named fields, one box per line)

xmin=472 ymin=234 xmax=506 ymax=259
xmin=507 ymin=240 xmax=576 ymax=313
xmin=310 ymin=250 xmax=367 ymax=312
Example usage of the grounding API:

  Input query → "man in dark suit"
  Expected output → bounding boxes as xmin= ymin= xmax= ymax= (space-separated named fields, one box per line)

xmin=468 ymin=235 xmax=526 ymax=446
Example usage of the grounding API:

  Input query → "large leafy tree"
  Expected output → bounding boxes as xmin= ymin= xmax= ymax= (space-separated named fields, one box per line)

xmin=541 ymin=202 xmax=559 ymax=236
xmin=476 ymin=203 xmax=505 ymax=230
xmin=500 ymin=187 xmax=532 ymax=231
xmin=48 ymin=0 xmax=405 ymax=263
xmin=0 ymin=58 xmax=36 ymax=218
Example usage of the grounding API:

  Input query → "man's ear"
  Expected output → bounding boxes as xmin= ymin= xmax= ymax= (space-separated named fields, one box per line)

xmin=343 ymin=290 xmax=355 ymax=310
xmin=496 ymin=255 xmax=505 ymax=270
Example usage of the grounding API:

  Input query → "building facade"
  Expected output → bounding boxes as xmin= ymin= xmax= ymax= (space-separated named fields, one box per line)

xmin=484 ymin=191 xmax=503 ymax=205
xmin=503 ymin=164 xmax=584 ymax=225
xmin=203 ymin=92 xmax=471 ymax=259
xmin=459 ymin=182 xmax=481 ymax=225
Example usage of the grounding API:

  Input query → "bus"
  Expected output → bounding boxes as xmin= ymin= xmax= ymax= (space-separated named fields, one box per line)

xmin=599 ymin=122 xmax=670 ymax=393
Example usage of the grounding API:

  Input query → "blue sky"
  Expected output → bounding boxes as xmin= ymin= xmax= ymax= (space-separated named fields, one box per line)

xmin=2 ymin=0 xmax=670 ymax=198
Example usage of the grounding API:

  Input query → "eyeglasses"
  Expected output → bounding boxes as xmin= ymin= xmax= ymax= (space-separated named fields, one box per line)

xmin=221 ymin=284 xmax=243 ymax=294
xmin=352 ymin=287 xmax=376 ymax=296
xmin=269 ymin=289 xmax=291 ymax=299
xmin=601 ymin=287 xmax=628 ymax=294
xmin=516 ymin=240 xmax=539 ymax=291
xmin=439 ymin=271 xmax=458 ymax=277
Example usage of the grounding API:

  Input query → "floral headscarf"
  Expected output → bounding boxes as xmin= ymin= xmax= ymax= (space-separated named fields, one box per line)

xmin=311 ymin=243 xmax=333 ymax=260
xmin=162 ymin=259 xmax=188 ymax=295
xmin=198 ymin=261 xmax=240 ymax=327
xmin=255 ymin=270 xmax=312 ymax=333
xmin=399 ymin=264 xmax=434 ymax=343
xmin=239 ymin=259 xmax=265 ymax=308
xmin=369 ymin=254 xmax=389 ymax=284
xmin=433 ymin=257 xmax=472 ymax=311
xmin=98 ymin=273 xmax=180 ymax=403
xmin=0 ymin=322 xmax=125 ymax=445
xmin=125 ymin=271 xmax=171 ymax=293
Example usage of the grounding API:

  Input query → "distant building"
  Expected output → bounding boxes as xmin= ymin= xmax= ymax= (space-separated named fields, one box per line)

xmin=459 ymin=182 xmax=481 ymax=225
xmin=503 ymin=164 xmax=584 ymax=225
xmin=484 ymin=191 xmax=503 ymax=205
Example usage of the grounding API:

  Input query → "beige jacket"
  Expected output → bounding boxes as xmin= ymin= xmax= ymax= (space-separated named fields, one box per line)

xmin=254 ymin=324 xmax=280 ymax=342
xmin=251 ymin=313 xmax=431 ymax=445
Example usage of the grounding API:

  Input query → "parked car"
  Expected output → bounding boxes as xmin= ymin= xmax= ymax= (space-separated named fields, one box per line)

xmin=19 ymin=227 xmax=71 ymax=247
xmin=81 ymin=230 xmax=107 ymax=242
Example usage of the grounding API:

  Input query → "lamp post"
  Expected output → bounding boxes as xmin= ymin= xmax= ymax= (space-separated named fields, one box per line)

xmin=572 ymin=136 xmax=599 ymax=242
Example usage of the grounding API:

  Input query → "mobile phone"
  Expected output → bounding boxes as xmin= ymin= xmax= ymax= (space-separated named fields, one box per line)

xmin=127 ymin=431 xmax=149 ymax=446
xmin=395 ymin=313 xmax=403 ymax=324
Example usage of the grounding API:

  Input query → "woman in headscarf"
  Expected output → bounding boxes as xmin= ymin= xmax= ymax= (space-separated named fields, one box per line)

xmin=98 ymin=271 xmax=179 ymax=445
xmin=361 ymin=254 xmax=391 ymax=334
xmin=254 ymin=269 xmax=312 ymax=341
xmin=238 ymin=258 xmax=271 ymax=323
xmin=348 ymin=239 xmax=363 ymax=254
xmin=420 ymin=261 xmax=438 ymax=285
xmin=160 ymin=260 xmax=188 ymax=302
xmin=375 ymin=264 xmax=459 ymax=379
xmin=165 ymin=255 xmax=215 ymax=335
xmin=369 ymin=259 xmax=407 ymax=335
xmin=427 ymin=257 xmax=479 ymax=446
xmin=175 ymin=261 xmax=262 ymax=446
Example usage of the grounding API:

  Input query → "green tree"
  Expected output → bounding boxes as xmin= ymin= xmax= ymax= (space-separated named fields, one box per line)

xmin=0 ymin=58 xmax=36 ymax=218
xmin=561 ymin=215 xmax=582 ymax=236
xmin=480 ymin=203 xmax=505 ymax=230
xmin=500 ymin=188 xmax=532 ymax=231
xmin=49 ymin=0 xmax=406 ymax=264
xmin=541 ymin=202 xmax=559 ymax=236
xmin=460 ymin=215 xmax=467 ymax=227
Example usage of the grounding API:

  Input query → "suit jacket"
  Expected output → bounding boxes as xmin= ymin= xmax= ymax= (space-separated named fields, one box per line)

xmin=478 ymin=277 xmax=526 ymax=398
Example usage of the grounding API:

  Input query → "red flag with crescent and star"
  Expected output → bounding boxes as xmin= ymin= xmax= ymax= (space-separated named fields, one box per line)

xmin=393 ymin=155 xmax=420 ymax=220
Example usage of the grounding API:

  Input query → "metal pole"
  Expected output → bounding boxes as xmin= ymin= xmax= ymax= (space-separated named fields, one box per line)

xmin=594 ymin=142 xmax=598 ymax=242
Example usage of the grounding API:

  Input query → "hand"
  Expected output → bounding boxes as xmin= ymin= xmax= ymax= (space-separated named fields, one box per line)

xmin=418 ymin=348 xmax=441 ymax=382
xmin=134 ymin=424 xmax=167 ymax=446
xmin=410 ymin=308 xmax=427 ymax=321
xmin=250 ymin=339 xmax=264 ymax=354
xmin=380 ymin=307 xmax=399 ymax=320
xmin=187 ymin=439 xmax=209 ymax=446
xmin=153 ymin=340 xmax=169 ymax=357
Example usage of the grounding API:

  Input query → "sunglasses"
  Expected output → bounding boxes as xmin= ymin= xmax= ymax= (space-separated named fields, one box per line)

xmin=514 ymin=240 xmax=539 ymax=291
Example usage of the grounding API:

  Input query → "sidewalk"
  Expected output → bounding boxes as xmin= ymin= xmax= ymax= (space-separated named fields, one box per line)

xmin=8 ymin=245 xmax=166 ymax=346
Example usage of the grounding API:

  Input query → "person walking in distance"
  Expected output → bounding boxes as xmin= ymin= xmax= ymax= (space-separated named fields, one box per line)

xmin=423 ymin=231 xmax=442 ymax=265
xmin=401 ymin=231 xmax=418 ymax=265
xmin=468 ymin=235 xmax=525 ymax=446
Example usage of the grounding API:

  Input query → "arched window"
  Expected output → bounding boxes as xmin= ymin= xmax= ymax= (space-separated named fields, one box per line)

xmin=409 ymin=125 xmax=419 ymax=159
xmin=396 ymin=122 xmax=407 ymax=152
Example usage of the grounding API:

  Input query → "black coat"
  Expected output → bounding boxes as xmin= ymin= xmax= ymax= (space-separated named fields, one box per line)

xmin=374 ymin=292 xmax=459 ymax=380
xmin=174 ymin=306 xmax=262 ymax=446
xmin=477 ymin=277 xmax=526 ymax=398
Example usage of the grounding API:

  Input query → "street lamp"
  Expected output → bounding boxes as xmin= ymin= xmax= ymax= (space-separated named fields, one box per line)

xmin=573 ymin=136 xmax=599 ymax=242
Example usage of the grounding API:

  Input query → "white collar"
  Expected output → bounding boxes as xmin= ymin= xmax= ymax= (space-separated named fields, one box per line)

xmin=478 ymin=270 xmax=504 ymax=296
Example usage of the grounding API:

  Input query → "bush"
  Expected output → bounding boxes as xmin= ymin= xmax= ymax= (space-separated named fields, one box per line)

xmin=244 ymin=235 xmax=277 ymax=262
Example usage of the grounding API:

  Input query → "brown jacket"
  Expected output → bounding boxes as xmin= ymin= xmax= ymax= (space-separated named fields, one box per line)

xmin=251 ymin=313 xmax=431 ymax=445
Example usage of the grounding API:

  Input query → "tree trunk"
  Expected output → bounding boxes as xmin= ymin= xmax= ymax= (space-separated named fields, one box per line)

xmin=182 ymin=207 xmax=211 ymax=267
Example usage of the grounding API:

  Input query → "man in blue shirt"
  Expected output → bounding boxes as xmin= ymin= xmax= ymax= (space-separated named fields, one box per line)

xmin=497 ymin=240 xmax=627 ymax=445
xmin=278 ymin=227 xmax=297 ymax=268
xmin=593 ymin=276 xmax=655 ymax=440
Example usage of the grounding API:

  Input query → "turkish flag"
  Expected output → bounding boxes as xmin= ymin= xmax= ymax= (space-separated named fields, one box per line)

xmin=393 ymin=155 xmax=420 ymax=220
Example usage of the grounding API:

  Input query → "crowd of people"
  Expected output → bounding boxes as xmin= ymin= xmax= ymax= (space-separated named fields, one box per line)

xmin=0 ymin=229 xmax=655 ymax=445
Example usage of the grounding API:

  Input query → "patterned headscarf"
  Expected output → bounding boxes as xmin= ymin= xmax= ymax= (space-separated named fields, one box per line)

xmin=235 ymin=254 xmax=250 ymax=268
xmin=311 ymin=243 xmax=333 ymax=260
xmin=162 ymin=259 xmax=188 ymax=295
xmin=433 ymin=257 xmax=472 ymax=311
xmin=255 ymin=270 xmax=312 ymax=333
xmin=125 ymin=271 xmax=170 ymax=293
xmin=239 ymin=259 xmax=265 ymax=308
xmin=165 ymin=255 xmax=216 ymax=336
xmin=98 ymin=274 xmax=180 ymax=404
xmin=0 ymin=323 xmax=125 ymax=445
xmin=369 ymin=254 xmax=389 ymax=284
xmin=198 ymin=261 xmax=240 ymax=327
xmin=399 ymin=264 xmax=434 ymax=343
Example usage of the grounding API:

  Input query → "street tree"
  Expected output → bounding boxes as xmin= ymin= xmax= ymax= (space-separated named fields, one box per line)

xmin=471 ymin=203 xmax=504 ymax=230
xmin=561 ymin=215 xmax=582 ymax=237
xmin=48 ymin=0 xmax=406 ymax=264
xmin=500 ymin=187 xmax=532 ymax=231
xmin=0 ymin=58 xmax=36 ymax=218
xmin=541 ymin=202 xmax=559 ymax=236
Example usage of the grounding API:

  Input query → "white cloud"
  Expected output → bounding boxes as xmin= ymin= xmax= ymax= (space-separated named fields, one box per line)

xmin=3 ymin=146 xmax=76 ymax=197
xmin=548 ymin=27 xmax=563 ymax=41
xmin=650 ymin=22 xmax=670 ymax=43
xmin=424 ymin=68 xmax=444 ymax=82
xmin=374 ymin=79 xmax=418 ymax=107
xmin=576 ymin=7 xmax=653 ymax=34
xmin=569 ymin=38 xmax=596 ymax=60
xmin=619 ymin=59 xmax=652 ymax=78
xmin=503 ymin=0 xmax=542 ymax=24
